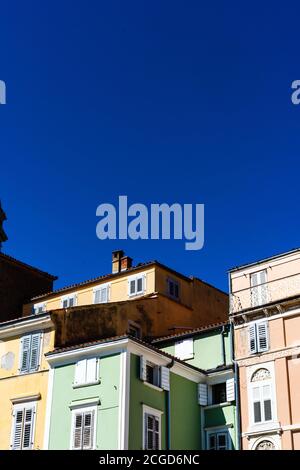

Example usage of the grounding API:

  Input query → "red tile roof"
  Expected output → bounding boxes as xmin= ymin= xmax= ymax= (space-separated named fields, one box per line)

xmin=151 ymin=320 xmax=229 ymax=344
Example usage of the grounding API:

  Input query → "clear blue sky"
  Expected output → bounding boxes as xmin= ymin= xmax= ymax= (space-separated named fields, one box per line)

xmin=1 ymin=1 xmax=300 ymax=292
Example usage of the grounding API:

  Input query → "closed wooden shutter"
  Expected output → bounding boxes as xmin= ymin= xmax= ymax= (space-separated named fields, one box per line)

xmin=29 ymin=333 xmax=41 ymax=372
xmin=20 ymin=336 xmax=31 ymax=373
xmin=12 ymin=405 xmax=35 ymax=450
xmin=226 ymin=378 xmax=235 ymax=402
xmin=23 ymin=407 xmax=34 ymax=449
xmin=140 ymin=356 xmax=147 ymax=381
xmin=82 ymin=411 xmax=94 ymax=449
xmin=198 ymin=383 xmax=208 ymax=406
xmin=86 ymin=358 xmax=98 ymax=383
xmin=74 ymin=360 xmax=86 ymax=386
xmin=249 ymin=324 xmax=257 ymax=354
xmin=257 ymin=321 xmax=269 ymax=352
xmin=73 ymin=413 xmax=83 ymax=449
xmin=12 ymin=409 xmax=24 ymax=450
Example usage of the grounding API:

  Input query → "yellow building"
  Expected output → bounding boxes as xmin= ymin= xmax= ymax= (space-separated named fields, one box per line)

xmin=0 ymin=314 xmax=54 ymax=449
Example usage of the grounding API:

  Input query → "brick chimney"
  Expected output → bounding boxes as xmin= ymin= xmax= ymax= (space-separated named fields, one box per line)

xmin=121 ymin=255 xmax=133 ymax=272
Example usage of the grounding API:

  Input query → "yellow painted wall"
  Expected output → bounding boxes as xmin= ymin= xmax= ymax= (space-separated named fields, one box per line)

xmin=0 ymin=327 xmax=55 ymax=449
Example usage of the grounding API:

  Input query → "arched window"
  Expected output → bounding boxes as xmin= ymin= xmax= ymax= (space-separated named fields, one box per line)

xmin=255 ymin=440 xmax=275 ymax=450
xmin=250 ymin=368 xmax=273 ymax=424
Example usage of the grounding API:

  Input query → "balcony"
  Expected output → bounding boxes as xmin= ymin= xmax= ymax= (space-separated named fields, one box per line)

xmin=230 ymin=272 xmax=300 ymax=314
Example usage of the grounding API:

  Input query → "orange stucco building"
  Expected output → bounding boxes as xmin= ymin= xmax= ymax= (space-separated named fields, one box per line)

xmin=229 ymin=248 xmax=300 ymax=450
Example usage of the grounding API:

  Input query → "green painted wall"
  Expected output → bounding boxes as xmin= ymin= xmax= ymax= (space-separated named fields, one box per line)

xmin=161 ymin=328 xmax=232 ymax=371
xmin=169 ymin=373 xmax=201 ymax=450
xmin=128 ymin=354 xmax=167 ymax=450
xmin=128 ymin=354 xmax=202 ymax=450
xmin=204 ymin=404 xmax=237 ymax=449
xmin=48 ymin=352 xmax=121 ymax=450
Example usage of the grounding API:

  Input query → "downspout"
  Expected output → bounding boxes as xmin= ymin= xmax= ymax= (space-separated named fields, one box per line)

xmin=166 ymin=359 xmax=174 ymax=450
xmin=221 ymin=325 xmax=226 ymax=366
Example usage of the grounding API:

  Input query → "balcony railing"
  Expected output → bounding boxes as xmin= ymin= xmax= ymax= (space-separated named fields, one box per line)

xmin=230 ymin=272 xmax=300 ymax=314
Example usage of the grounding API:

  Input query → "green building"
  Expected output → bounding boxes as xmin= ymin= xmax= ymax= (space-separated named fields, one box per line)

xmin=44 ymin=322 xmax=238 ymax=450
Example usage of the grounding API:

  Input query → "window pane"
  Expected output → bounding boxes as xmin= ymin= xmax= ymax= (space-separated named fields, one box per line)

xmin=264 ymin=399 xmax=272 ymax=421
xmin=137 ymin=277 xmax=143 ymax=292
xmin=209 ymin=434 xmax=216 ymax=450
xmin=253 ymin=386 xmax=260 ymax=401
xmin=146 ymin=364 xmax=154 ymax=384
xmin=130 ymin=280 xmax=136 ymax=295
xmin=212 ymin=383 xmax=227 ymax=404
xmin=254 ymin=402 xmax=262 ymax=423
xmin=263 ymin=384 xmax=271 ymax=399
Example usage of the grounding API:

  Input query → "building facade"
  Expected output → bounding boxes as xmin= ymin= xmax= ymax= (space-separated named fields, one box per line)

xmin=153 ymin=322 xmax=238 ymax=450
xmin=45 ymin=337 xmax=206 ymax=450
xmin=229 ymin=248 xmax=300 ymax=450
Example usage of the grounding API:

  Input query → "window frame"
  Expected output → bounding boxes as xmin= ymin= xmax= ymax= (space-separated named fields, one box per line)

xmin=142 ymin=405 xmax=163 ymax=451
xmin=128 ymin=273 xmax=146 ymax=297
xmin=73 ymin=357 xmax=100 ymax=388
xmin=61 ymin=293 xmax=77 ymax=308
xmin=10 ymin=401 xmax=37 ymax=450
xmin=33 ymin=302 xmax=46 ymax=315
xmin=206 ymin=429 xmax=230 ymax=450
xmin=248 ymin=363 xmax=278 ymax=428
xmin=167 ymin=277 xmax=180 ymax=300
xmin=248 ymin=319 xmax=269 ymax=355
xmin=19 ymin=332 xmax=43 ymax=375
xmin=70 ymin=405 xmax=97 ymax=450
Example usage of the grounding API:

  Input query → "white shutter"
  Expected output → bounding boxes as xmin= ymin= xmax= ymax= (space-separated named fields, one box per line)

xmin=20 ymin=336 xmax=31 ymax=373
xmin=140 ymin=356 xmax=147 ymax=381
xmin=100 ymin=287 xmax=108 ymax=303
xmin=22 ymin=407 xmax=34 ymax=449
xmin=72 ymin=413 xmax=83 ymax=449
xmin=226 ymin=378 xmax=235 ymax=402
xmin=198 ymin=383 xmax=208 ymax=406
xmin=160 ymin=366 xmax=170 ymax=391
xmin=74 ymin=359 xmax=87 ymax=385
xmin=82 ymin=411 xmax=94 ymax=449
xmin=12 ymin=409 xmax=24 ymax=449
xmin=249 ymin=324 xmax=257 ymax=354
xmin=86 ymin=358 xmax=98 ymax=383
xmin=257 ymin=321 xmax=269 ymax=352
xmin=29 ymin=333 xmax=41 ymax=372
xmin=94 ymin=289 xmax=101 ymax=304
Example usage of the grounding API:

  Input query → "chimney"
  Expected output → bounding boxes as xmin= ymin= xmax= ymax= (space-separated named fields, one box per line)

xmin=112 ymin=250 xmax=124 ymax=274
xmin=121 ymin=255 xmax=133 ymax=272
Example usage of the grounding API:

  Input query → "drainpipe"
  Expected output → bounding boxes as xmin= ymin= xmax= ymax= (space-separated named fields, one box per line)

xmin=166 ymin=359 xmax=174 ymax=450
xmin=221 ymin=326 xmax=226 ymax=366
xmin=230 ymin=319 xmax=241 ymax=450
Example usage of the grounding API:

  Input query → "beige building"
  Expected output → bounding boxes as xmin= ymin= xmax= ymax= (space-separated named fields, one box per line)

xmin=229 ymin=248 xmax=300 ymax=450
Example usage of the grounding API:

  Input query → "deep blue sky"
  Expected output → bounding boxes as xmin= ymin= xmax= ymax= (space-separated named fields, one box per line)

xmin=1 ymin=1 xmax=300 ymax=292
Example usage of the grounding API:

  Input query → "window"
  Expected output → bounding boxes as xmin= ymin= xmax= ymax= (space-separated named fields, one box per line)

xmin=250 ymin=368 xmax=274 ymax=425
xmin=212 ymin=383 xmax=227 ymax=404
xmin=167 ymin=278 xmax=180 ymax=300
xmin=174 ymin=338 xmax=194 ymax=360
xmin=207 ymin=431 xmax=229 ymax=450
xmin=11 ymin=402 xmax=36 ymax=450
xmin=33 ymin=303 xmax=46 ymax=315
xmin=128 ymin=274 xmax=145 ymax=297
xmin=71 ymin=407 xmax=96 ymax=450
xmin=74 ymin=358 xmax=99 ymax=386
xmin=143 ymin=406 xmax=161 ymax=450
xmin=19 ymin=333 xmax=41 ymax=374
xmin=250 ymin=270 xmax=268 ymax=307
xmin=61 ymin=294 xmax=77 ymax=308
xmin=128 ymin=320 xmax=141 ymax=338
xmin=249 ymin=320 xmax=269 ymax=354
xmin=93 ymin=284 xmax=110 ymax=304
xmin=146 ymin=362 xmax=160 ymax=387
